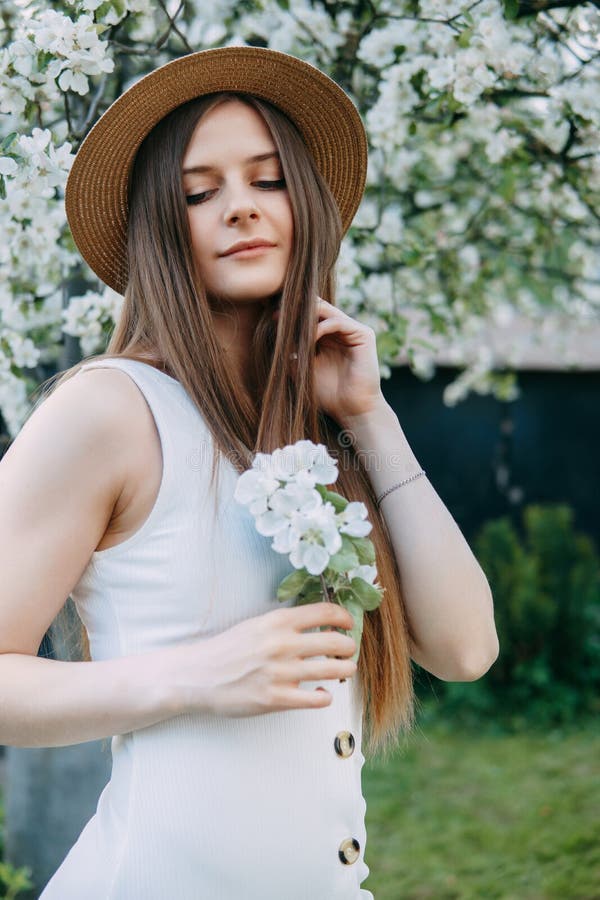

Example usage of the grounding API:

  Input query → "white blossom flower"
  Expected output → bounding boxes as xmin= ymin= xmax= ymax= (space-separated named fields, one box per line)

xmin=492 ymin=302 xmax=515 ymax=328
xmin=453 ymin=73 xmax=486 ymax=105
xmin=457 ymin=245 xmax=481 ymax=283
xmin=374 ymin=204 xmax=404 ymax=244
xmin=347 ymin=564 xmax=378 ymax=585
xmin=355 ymin=310 xmax=388 ymax=334
xmin=363 ymin=272 xmax=395 ymax=313
xmin=0 ymin=157 xmax=18 ymax=176
xmin=288 ymin=502 xmax=342 ymax=575
xmin=6 ymin=38 xmax=37 ymax=79
xmin=234 ymin=440 xmax=338 ymax=518
xmin=29 ymin=10 xmax=115 ymax=97
xmin=353 ymin=197 xmax=379 ymax=231
xmin=235 ymin=441 xmax=379 ymax=585
xmin=485 ymin=127 xmax=522 ymax=163
xmin=357 ymin=20 xmax=422 ymax=67
xmin=355 ymin=240 xmax=384 ymax=269
xmin=4 ymin=332 xmax=39 ymax=367
xmin=64 ymin=0 xmax=154 ymax=26
xmin=419 ymin=0 xmax=465 ymax=17
xmin=550 ymin=79 xmax=600 ymax=126
xmin=335 ymin=501 xmax=372 ymax=538
xmin=384 ymin=148 xmax=420 ymax=190
xmin=427 ymin=57 xmax=455 ymax=91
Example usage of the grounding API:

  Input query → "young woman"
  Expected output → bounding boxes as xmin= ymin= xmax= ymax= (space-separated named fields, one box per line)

xmin=0 ymin=47 xmax=499 ymax=899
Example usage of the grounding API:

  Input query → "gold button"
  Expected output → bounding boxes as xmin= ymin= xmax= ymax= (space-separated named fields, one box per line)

xmin=338 ymin=837 xmax=360 ymax=865
xmin=334 ymin=731 xmax=355 ymax=758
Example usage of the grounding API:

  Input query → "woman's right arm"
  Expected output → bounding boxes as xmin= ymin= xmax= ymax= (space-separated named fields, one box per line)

xmin=0 ymin=649 xmax=183 ymax=748
xmin=0 ymin=369 xmax=357 ymax=748
xmin=0 ymin=369 xmax=181 ymax=748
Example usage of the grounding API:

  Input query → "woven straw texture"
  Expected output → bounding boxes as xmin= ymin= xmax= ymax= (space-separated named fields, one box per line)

xmin=65 ymin=46 xmax=368 ymax=296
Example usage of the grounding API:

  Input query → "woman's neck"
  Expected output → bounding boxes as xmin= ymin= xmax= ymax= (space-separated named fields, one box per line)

xmin=126 ymin=348 xmax=174 ymax=378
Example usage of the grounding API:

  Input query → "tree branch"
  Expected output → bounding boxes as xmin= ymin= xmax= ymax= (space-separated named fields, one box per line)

xmin=154 ymin=0 xmax=193 ymax=54
xmin=73 ymin=72 xmax=111 ymax=143
xmin=62 ymin=91 xmax=73 ymax=140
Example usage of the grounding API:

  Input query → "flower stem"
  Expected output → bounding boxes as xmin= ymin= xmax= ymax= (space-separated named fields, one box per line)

xmin=319 ymin=572 xmax=334 ymax=602
xmin=319 ymin=572 xmax=345 ymax=683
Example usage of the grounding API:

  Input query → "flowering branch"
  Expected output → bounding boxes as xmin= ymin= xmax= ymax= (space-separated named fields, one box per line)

xmin=234 ymin=440 xmax=385 ymax=677
xmin=0 ymin=0 xmax=598 ymax=439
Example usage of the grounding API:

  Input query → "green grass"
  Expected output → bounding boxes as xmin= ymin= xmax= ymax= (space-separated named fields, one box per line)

xmin=361 ymin=716 xmax=600 ymax=899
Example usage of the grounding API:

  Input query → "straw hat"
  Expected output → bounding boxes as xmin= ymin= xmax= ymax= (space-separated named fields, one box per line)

xmin=64 ymin=45 xmax=368 ymax=296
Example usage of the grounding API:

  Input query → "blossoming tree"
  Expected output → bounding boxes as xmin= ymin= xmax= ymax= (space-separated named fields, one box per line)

xmin=0 ymin=0 xmax=598 ymax=438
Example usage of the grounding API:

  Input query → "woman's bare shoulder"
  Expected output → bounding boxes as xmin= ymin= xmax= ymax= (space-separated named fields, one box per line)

xmin=0 ymin=366 xmax=149 ymax=656
xmin=11 ymin=365 xmax=151 ymax=503
xmin=41 ymin=364 xmax=146 ymax=437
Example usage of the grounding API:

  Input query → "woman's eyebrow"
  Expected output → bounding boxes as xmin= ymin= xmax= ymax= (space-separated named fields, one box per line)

xmin=182 ymin=151 xmax=280 ymax=175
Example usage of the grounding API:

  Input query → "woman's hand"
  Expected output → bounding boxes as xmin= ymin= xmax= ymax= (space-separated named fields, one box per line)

xmin=311 ymin=296 xmax=386 ymax=426
xmin=171 ymin=602 xmax=357 ymax=718
xmin=272 ymin=294 xmax=387 ymax=426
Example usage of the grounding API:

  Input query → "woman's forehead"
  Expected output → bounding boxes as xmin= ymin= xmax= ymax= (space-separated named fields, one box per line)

xmin=188 ymin=100 xmax=271 ymax=145
xmin=183 ymin=102 xmax=278 ymax=170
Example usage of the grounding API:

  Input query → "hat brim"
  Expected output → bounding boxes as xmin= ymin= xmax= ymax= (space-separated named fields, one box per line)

xmin=64 ymin=46 xmax=368 ymax=296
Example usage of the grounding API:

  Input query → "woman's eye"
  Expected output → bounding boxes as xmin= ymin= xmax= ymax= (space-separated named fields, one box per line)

xmin=255 ymin=179 xmax=286 ymax=189
xmin=185 ymin=178 xmax=286 ymax=206
xmin=185 ymin=190 xmax=213 ymax=206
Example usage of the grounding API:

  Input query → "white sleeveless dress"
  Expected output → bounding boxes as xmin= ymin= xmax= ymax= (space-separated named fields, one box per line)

xmin=39 ymin=358 xmax=374 ymax=900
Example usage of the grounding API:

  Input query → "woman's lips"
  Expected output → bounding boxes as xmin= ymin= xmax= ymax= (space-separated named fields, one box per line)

xmin=223 ymin=245 xmax=274 ymax=258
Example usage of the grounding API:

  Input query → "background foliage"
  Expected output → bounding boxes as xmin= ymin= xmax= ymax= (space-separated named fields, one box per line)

xmin=415 ymin=502 xmax=600 ymax=730
xmin=0 ymin=0 xmax=598 ymax=437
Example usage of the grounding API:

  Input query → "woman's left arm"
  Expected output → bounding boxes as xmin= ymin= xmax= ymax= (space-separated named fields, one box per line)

xmin=342 ymin=400 xmax=499 ymax=683
xmin=309 ymin=295 xmax=499 ymax=683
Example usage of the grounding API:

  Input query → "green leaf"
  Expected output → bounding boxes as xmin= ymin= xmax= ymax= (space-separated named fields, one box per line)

xmin=0 ymin=175 xmax=5 ymax=201
xmin=301 ymin=586 xmax=327 ymax=605
xmin=503 ymin=0 xmax=519 ymax=19
xmin=390 ymin=315 xmax=409 ymax=342
xmin=321 ymin=489 xmax=348 ymax=513
xmin=0 ymin=132 xmax=17 ymax=152
xmin=376 ymin=330 xmax=402 ymax=358
xmin=342 ymin=597 xmax=365 ymax=664
xmin=96 ymin=0 xmax=124 ymax=21
xmin=457 ymin=27 xmax=473 ymax=48
xmin=328 ymin=534 xmax=360 ymax=574
xmin=499 ymin=169 xmax=517 ymax=202
xmin=36 ymin=50 xmax=54 ymax=73
xmin=23 ymin=99 xmax=37 ymax=121
xmin=314 ymin=483 xmax=328 ymax=501
xmin=351 ymin=536 xmax=376 ymax=565
xmin=410 ymin=337 xmax=438 ymax=353
xmin=428 ymin=311 xmax=449 ymax=336
xmin=349 ymin=577 xmax=384 ymax=611
xmin=276 ymin=568 xmax=314 ymax=601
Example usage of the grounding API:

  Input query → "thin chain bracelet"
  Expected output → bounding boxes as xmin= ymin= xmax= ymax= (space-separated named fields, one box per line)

xmin=376 ymin=470 xmax=426 ymax=508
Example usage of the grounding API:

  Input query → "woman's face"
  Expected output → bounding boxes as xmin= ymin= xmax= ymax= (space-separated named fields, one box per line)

xmin=182 ymin=99 xmax=294 ymax=305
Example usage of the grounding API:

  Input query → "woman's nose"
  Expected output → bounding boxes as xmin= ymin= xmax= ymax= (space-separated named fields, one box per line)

xmin=224 ymin=197 xmax=260 ymax=225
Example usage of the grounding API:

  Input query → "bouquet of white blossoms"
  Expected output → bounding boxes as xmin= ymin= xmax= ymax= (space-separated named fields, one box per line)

xmin=233 ymin=439 xmax=384 ymax=666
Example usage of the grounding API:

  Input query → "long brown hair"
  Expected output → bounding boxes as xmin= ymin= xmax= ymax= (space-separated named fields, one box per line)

xmin=39 ymin=92 xmax=416 ymax=761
